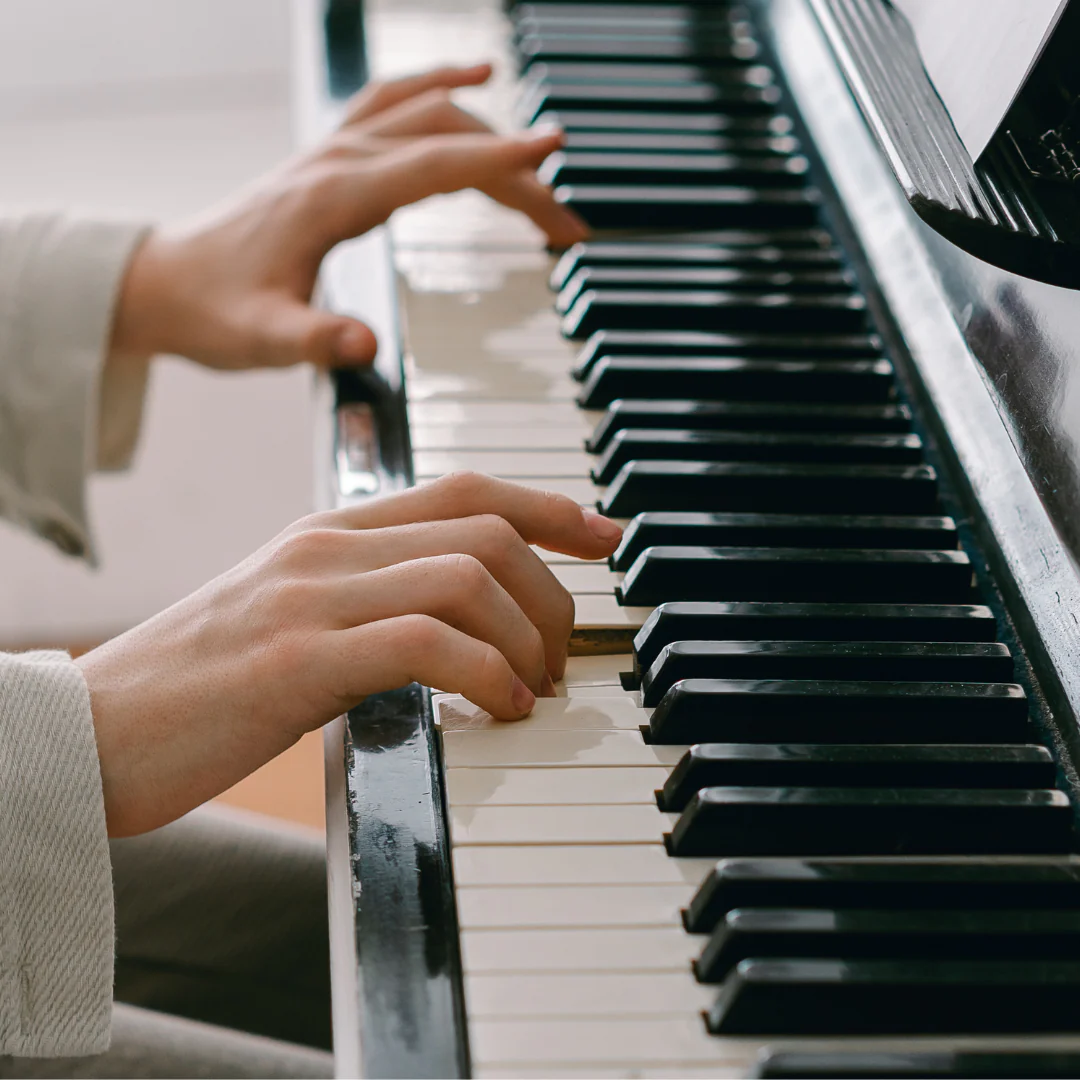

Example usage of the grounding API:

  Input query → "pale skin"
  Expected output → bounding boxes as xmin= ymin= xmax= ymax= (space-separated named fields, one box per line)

xmin=74 ymin=66 xmax=618 ymax=838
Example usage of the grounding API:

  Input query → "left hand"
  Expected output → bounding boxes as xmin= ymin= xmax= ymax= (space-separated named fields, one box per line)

xmin=109 ymin=64 xmax=588 ymax=371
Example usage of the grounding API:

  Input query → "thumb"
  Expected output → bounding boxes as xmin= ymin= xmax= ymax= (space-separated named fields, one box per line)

xmin=261 ymin=301 xmax=379 ymax=368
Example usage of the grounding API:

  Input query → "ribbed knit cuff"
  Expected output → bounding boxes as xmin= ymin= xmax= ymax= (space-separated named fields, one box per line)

xmin=0 ymin=651 xmax=113 ymax=1057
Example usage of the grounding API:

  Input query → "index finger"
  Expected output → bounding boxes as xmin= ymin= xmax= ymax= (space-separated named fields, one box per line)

xmin=331 ymin=472 xmax=623 ymax=560
xmin=343 ymin=64 xmax=493 ymax=125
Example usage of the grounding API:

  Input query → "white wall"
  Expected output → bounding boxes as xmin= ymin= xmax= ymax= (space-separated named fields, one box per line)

xmin=0 ymin=0 xmax=317 ymax=646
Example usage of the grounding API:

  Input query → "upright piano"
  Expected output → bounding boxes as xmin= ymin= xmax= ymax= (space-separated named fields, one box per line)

xmin=294 ymin=0 xmax=1080 ymax=1075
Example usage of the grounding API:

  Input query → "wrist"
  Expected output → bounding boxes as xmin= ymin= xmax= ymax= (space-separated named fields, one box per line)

xmin=109 ymin=228 xmax=183 ymax=359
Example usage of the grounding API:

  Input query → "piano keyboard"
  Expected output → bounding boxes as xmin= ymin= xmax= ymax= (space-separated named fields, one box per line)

xmin=346 ymin=0 xmax=1080 ymax=1076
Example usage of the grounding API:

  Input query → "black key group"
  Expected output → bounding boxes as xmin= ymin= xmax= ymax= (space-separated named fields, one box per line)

xmin=512 ymin=0 xmax=1080 ymax=1065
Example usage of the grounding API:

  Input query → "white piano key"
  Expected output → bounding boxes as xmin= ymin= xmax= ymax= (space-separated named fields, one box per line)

xmin=395 ymin=247 xmax=558 ymax=294
xmin=563 ymin=654 xmax=632 ymax=686
xmin=456 ymin=884 xmax=688 ymax=929
xmin=452 ymin=845 xmax=715 ymax=888
xmin=414 ymin=449 xmax=593 ymax=478
xmin=392 ymin=190 xmax=549 ymax=250
xmin=416 ymin=473 xmax=598 ymax=504
xmin=574 ymin=594 xmax=654 ymax=630
xmin=468 ymin=1017 xmax=745 ymax=1068
xmin=442 ymin=729 xmax=682 ymax=769
xmin=534 ymin=548 xmax=606 ymax=566
xmin=411 ymin=424 xmax=589 ymax=451
xmin=560 ymin=682 xmax=639 ymax=699
xmin=408 ymin=401 xmax=599 ymax=428
xmin=555 ymin=563 xmax=622 ymax=594
xmin=449 ymin=803 xmax=677 ymax=845
xmin=446 ymin=766 xmax=669 ymax=807
xmin=465 ymin=972 xmax=714 ymax=1018
xmin=462 ymin=926 xmax=696 ymax=974
xmin=437 ymin=694 xmax=645 ymax=732
xmin=407 ymin=372 xmax=581 ymax=401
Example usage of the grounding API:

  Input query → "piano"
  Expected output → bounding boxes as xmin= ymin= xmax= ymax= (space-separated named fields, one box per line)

xmin=293 ymin=0 xmax=1080 ymax=1075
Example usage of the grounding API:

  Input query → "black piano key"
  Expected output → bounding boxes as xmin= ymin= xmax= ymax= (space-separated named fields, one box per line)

xmin=641 ymin=641 xmax=1010 ymax=706
xmin=647 ymin=679 xmax=1029 ymax=745
xmin=686 ymin=857 xmax=1080 ymax=935
xmin=514 ymin=7 xmax=751 ymax=34
xmin=591 ymin=403 xmax=911 ymax=455
xmin=536 ymin=110 xmax=793 ymax=135
xmin=542 ymin=152 xmax=808 ymax=192
xmin=565 ymin=289 xmax=865 ymax=338
xmin=633 ymin=600 xmax=992 ymax=673
xmin=559 ymin=268 xmax=850 ymax=316
xmin=524 ymin=61 xmax=774 ymax=87
xmin=553 ymin=244 xmax=841 ymax=293
xmin=698 ymin=908 xmax=1080 ymax=984
xmin=518 ymin=35 xmax=761 ymax=64
xmin=593 ymin=430 xmax=921 ymax=484
xmin=573 ymin=326 xmax=876 ymax=379
xmin=619 ymin=547 xmax=970 ymax=607
xmin=562 ymin=129 xmax=797 ymax=152
xmin=599 ymin=463 xmax=938 ymax=518
xmin=666 ymin=786 xmax=1072 ymax=858
xmin=580 ymin=358 xmax=891 ymax=410
xmin=755 ymin=1049 xmax=1080 ymax=1078
xmin=660 ymin=743 xmax=1054 ymax=812
xmin=616 ymin=513 xmax=952 ymax=573
xmin=555 ymin=186 xmax=822 ymax=234
xmin=708 ymin=958 xmax=1080 ymax=1035
xmin=520 ymin=83 xmax=781 ymax=123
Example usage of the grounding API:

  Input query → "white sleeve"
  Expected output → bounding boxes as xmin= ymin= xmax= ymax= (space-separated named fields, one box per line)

xmin=0 ymin=214 xmax=152 ymax=562
xmin=0 ymin=650 xmax=113 ymax=1057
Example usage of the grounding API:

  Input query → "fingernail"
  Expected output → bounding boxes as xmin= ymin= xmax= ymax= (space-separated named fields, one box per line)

xmin=540 ymin=671 xmax=557 ymax=697
xmin=510 ymin=677 xmax=536 ymax=716
xmin=582 ymin=508 xmax=623 ymax=545
xmin=337 ymin=323 xmax=374 ymax=360
xmin=527 ymin=123 xmax=564 ymax=141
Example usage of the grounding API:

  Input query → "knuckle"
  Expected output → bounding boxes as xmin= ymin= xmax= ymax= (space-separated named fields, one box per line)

xmin=473 ymin=514 xmax=520 ymax=559
xmin=437 ymin=469 xmax=491 ymax=505
xmin=394 ymin=613 xmax=445 ymax=654
xmin=443 ymin=551 xmax=492 ymax=595
xmin=274 ymin=526 xmax=343 ymax=569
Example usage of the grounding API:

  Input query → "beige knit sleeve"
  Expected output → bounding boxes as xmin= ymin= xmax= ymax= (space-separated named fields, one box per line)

xmin=0 ymin=214 xmax=152 ymax=563
xmin=0 ymin=650 xmax=113 ymax=1057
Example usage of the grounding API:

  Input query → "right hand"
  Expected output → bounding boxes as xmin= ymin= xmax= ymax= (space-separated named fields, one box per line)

xmin=76 ymin=473 xmax=623 ymax=837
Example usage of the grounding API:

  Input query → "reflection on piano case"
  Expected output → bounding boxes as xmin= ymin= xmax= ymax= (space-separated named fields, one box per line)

xmin=299 ymin=0 xmax=1080 ymax=1076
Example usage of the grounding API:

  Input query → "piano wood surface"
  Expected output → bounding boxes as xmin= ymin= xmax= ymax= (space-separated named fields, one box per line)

xmin=307 ymin=0 xmax=1080 ymax=1076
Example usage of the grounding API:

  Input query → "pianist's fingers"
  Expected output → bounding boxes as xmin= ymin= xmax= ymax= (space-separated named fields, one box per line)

xmin=330 ymin=554 xmax=548 ymax=696
xmin=342 ymin=63 xmax=494 ymax=125
xmin=312 ymin=516 xmax=576 ymax=680
xmin=343 ymin=128 xmax=588 ymax=247
xmin=326 ymin=472 xmax=623 ymax=561
xmin=354 ymin=84 xmax=495 ymax=140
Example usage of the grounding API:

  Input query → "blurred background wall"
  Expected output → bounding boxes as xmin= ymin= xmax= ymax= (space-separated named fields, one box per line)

xmin=0 ymin=0 xmax=323 ymax=826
